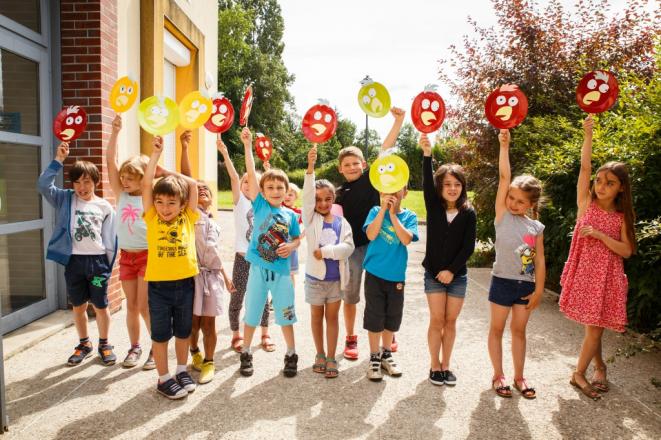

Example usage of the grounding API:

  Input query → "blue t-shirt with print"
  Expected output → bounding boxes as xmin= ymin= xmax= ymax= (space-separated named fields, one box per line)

xmin=307 ymin=215 xmax=342 ymax=282
xmin=246 ymin=193 xmax=301 ymax=275
xmin=362 ymin=207 xmax=419 ymax=282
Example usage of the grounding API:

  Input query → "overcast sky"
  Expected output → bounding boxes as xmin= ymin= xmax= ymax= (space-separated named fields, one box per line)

xmin=279 ymin=0 xmax=637 ymax=140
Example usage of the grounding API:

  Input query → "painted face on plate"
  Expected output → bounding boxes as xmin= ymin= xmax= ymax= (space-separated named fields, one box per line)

xmin=204 ymin=94 xmax=235 ymax=133
xmin=178 ymin=91 xmax=212 ymax=129
xmin=53 ymin=105 xmax=87 ymax=141
xmin=576 ymin=70 xmax=619 ymax=113
xmin=357 ymin=77 xmax=391 ymax=118
xmin=302 ymin=101 xmax=337 ymax=144
xmin=137 ymin=96 xmax=179 ymax=135
xmin=109 ymin=76 xmax=139 ymax=113
xmin=411 ymin=85 xmax=445 ymax=133
xmin=254 ymin=133 xmax=273 ymax=161
xmin=485 ymin=84 xmax=528 ymax=129
xmin=369 ymin=154 xmax=410 ymax=194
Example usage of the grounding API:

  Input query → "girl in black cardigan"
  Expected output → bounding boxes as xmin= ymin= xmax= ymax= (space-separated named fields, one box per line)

xmin=419 ymin=134 xmax=477 ymax=386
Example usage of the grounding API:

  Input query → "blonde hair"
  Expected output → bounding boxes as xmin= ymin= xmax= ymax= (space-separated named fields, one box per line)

xmin=338 ymin=146 xmax=365 ymax=164
xmin=119 ymin=155 xmax=148 ymax=178
xmin=510 ymin=175 xmax=544 ymax=219
xmin=259 ymin=169 xmax=289 ymax=190
xmin=287 ymin=183 xmax=300 ymax=196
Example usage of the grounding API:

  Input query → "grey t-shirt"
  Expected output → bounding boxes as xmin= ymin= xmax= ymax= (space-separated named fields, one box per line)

xmin=491 ymin=211 xmax=545 ymax=282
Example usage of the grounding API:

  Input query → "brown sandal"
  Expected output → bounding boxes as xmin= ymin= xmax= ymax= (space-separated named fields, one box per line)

xmin=591 ymin=366 xmax=609 ymax=393
xmin=260 ymin=334 xmax=276 ymax=352
xmin=513 ymin=378 xmax=536 ymax=399
xmin=492 ymin=376 xmax=512 ymax=398
xmin=570 ymin=372 xmax=601 ymax=400
xmin=230 ymin=336 xmax=244 ymax=353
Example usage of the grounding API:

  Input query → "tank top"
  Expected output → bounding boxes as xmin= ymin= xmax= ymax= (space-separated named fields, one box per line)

xmin=117 ymin=192 xmax=148 ymax=250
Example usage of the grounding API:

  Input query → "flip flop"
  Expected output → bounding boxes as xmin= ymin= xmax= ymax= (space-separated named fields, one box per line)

xmin=260 ymin=334 xmax=276 ymax=352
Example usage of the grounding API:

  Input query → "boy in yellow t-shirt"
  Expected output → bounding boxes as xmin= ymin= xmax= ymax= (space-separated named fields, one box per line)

xmin=142 ymin=136 xmax=199 ymax=400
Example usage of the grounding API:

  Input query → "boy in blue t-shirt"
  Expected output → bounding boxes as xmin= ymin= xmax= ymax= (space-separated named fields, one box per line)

xmin=362 ymin=186 xmax=418 ymax=382
xmin=238 ymin=127 xmax=302 ymax=378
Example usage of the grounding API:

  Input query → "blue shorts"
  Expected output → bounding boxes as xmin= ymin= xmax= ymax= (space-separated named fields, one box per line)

xmin=245 ymin=266 xmax=297 ymax=327
xmin=423 ymin=270 xmax=468 ymax=298
xmin=148 ymin=277 xmax=194 ymax=342
xmin=488 ymin=276 xmax=535 ymax=307
xmin=64 ymin=255 xmax=111 ymax=309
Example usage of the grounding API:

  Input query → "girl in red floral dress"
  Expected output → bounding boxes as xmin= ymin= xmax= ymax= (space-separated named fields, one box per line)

xmin=559 ymin=115 xmax=636 ymax=400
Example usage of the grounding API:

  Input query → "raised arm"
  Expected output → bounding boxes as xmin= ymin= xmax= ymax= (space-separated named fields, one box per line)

xmin=38 ymin=142 xmax=69 ymax=205
xmin=302 ymin=145 xmax=317 ymax=227
xmin=106 ymin=114 xmax=123 ymax=197
xmin=179 ymin=130 xmax=193 ymax=178
xmin=142 ymin=136 xmax=163 ymax=212
xmin=217 ymin=134 xmax=241 ymax=205
xmin=381 ymin=107 xmax=406 ymax=151
xmin=420 ymin=134 xmax=440 ymax=210
xmin=577 ymin=115 xmax=594 ymax=218
xmin=241 ymin=127 xmax=259 ymax=201
xmin=495 ymin=129 xmax=511 ymax=222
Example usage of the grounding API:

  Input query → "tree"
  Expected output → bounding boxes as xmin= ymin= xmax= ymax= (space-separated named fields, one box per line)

xmin=354 ymin=128 xmax=382 ymax=163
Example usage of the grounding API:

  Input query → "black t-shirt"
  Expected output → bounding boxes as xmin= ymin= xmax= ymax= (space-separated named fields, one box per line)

xmin=336 ymin=171 xmax=380 ymax=248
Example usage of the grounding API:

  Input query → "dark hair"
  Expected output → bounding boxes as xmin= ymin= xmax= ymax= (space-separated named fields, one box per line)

xmin=434 ymin=163 xmax=470 ymax=211
xmin=510 ymin=174 xmax=544 ymax=219
xmin=591 ymin=161 xmax=636 ymax=253
xmin=153 ymin=175 xmax=188 ymax=204
xmin=315 ymin=179 xmax=336 ymax=193
xmin=69 ymin=160 xmax=100 ymax=185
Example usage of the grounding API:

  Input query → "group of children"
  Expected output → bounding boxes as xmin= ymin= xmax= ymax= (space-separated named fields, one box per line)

xmin=38 ymin=105 xmax=634 ymax=401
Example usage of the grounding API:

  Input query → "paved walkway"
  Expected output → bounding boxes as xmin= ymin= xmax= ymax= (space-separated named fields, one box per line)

xmin=4 ymin=211 xmax=661 ymax=439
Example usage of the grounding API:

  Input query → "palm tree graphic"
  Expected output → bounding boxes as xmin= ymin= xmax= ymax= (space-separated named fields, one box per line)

xmin=121 ymin=203 xmax=140 ymax=235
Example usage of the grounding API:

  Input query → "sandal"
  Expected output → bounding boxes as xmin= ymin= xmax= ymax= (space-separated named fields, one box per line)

xmin=231 ymin=336 xmax=244 ymax=353
xmin=313 ymin=353 xmax=326 ymax=374
xmin=260 ymin=334 xmax=276 ymax=352
xmin=591 ymin=366 xmax=609 ymax=393
xmin=570 ymin=372 xmax=601 ymax=401
xmin=513 ymin=378 xmax=536 ymax=399
xmin=325 ymin=358 xmax=339 ymax=379
xmin=492 ymin=376 xmax=512 ymax=398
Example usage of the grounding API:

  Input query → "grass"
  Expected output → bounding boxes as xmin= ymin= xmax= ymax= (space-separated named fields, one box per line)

xmin=217 ymin=189 xmax=427 ymax=218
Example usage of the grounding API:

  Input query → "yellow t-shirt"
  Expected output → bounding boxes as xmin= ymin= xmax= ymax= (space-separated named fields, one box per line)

xmin=143 ymin=206 xmax=200 ymax=281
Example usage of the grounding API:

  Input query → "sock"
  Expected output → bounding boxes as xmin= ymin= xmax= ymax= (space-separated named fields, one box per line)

xmin=243 ymin=347 xmax=252 ymax=355
xmin=159 ymin=373 xmax=171 ymax=383
xmin=381 ymin=349 xmax=392 ymax=359
xmin=79 ymin=337 xmax=90 ymax=345
xmin=98 ymin=338 xmax=108 ymax=346
xmin=190 ymin=346 xmax=200 ymax=354
xmin=286 ymin=348 xmax=296 ymax=357
xmin=176 ymin=364 xmax=187 ymax=374
xmin=203 ymin=358 xmax=213 ymax=363
xmin=131 ymin=343 xmax=141 ymax=350
xmin=370 ymin=351 xmax=381 ymax=361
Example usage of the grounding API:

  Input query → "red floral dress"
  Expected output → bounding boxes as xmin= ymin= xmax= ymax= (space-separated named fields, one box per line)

xmin=559 ymin=202 xmax=628 ymax=332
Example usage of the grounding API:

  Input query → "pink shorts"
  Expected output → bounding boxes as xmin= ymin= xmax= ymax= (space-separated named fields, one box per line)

xmin=119 ymin=250 xmax=148 ymax=281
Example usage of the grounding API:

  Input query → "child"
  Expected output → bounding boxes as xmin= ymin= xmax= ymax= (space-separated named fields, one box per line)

xmin=363 ymin=176 xmax=419 ymax=382
xmin=217 ymin=137 xmax=274 ymax=353
xmin=37 ymin=142 xmax=117 ymax=366
xmin=304 ymin=145 xmax=355 ymax=379
xmin=419 ymin=134 xmax=476 ymax=386
xmin=335 ymin=107 xmax=405 ymax=359
xmin=180 ymin=130 xmax=235 ymax=384
xmin=237 ymin=127 xmax=301 ymax=378
xmin=283 ymin=183 xmax=303 ymax=280
xmin=106 ymin=114 xmax=155 ymax=370
xmin=488 ymin=129 xmax=545 ymax=399
xmin=142 ymin=136 xmax=199 ymax=399
xmin=559 ymin=115 xmax=635 ymax=400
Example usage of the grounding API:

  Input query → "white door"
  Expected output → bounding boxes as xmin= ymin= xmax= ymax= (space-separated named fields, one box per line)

xmin=163 ymin=59 xmax=176 ymax=171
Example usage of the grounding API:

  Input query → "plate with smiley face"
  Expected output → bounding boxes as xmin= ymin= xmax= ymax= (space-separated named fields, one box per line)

xmin=484 ymin=84 xmax=528 ymax=129
xmin=357 ymin=76 xmax=391 ymax=118
xmin=204 ymin=93 xmax=235 ymax=134
xmin=369 ymin=154 xmax=409 ymax=194
xmin=109 ymin=76 xmax=139 ymax=113
xmin=576 ymin=70 xmax=619 ymax=113
xmin=53 ymin=105 xmax=88 ymax=142
xmin=302 ymin=100 xmax=338 ymax=144
xmin=411 ymin=85 xmax=446 ymax=133
xmin=137 ymin=96 xmax=179 ymax=135
xmin=179 ymin=91 xmax=213 ymax=130
xmin=254 ymin=133 xmax=273 ymax=162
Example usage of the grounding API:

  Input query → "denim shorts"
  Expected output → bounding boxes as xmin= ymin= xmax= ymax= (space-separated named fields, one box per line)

xmin=64 ymin=255 xmax=111 ymax=308
xmin=148 ymin=277 xmax=194 ymax=342
xmin=488 ymin=276 xmax=535 ymax=307
xmin=423 ymin=271 xmax=468 ymax=298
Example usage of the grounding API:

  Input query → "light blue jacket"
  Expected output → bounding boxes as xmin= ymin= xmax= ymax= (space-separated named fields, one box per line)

xmin=37 ymin=160 xmax=117 ymax=267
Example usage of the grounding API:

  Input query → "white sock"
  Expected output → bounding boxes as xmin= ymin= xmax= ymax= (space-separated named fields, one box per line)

xmin=176 ymin=364 xmax=187 ymax=374
xmin=159 ymin=373 xmax=171 ymax=383
xmin=286 ymin=348 xmax=296 ymax=356
xmin=243 ymin=347 xmax=252 ymax=354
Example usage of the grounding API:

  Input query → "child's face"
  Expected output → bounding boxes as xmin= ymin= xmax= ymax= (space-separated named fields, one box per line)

xmin=339 ymin=155 xmax=366 ymax=182
xmin=154 ymin=194 xmax=185 ymax=222
xmin=197 ymin=183 xmax=212 ymax=210
xmin=240 ymin=174 xmax=250 ymax=197
xmin=506 ymin=186 xmax=533 ymax=216
xmin=442 ymin=173 xmax=462 ymax=206
xmin=315 ymin=187 xmax=335 ymax=215
xmin=284 ymin=189 xmax=298 ymax=206
xmin=262 ymin=178 xmax=287 ymax=207
xmin=73 ymin=174 xmax=96 ymax=201
xmin=593 ymin=170 xmax=622 ymax=202
xmin=120 ymin=172 xmax=142 ymax=195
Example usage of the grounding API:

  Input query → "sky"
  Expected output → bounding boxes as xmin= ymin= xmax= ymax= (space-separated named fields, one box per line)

xmin=279 ymin=0 xmax=635 ymax=140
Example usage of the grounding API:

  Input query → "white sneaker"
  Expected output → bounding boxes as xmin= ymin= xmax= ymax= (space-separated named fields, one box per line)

xmin=367 ymin=358 xmax=383 ymax=381
xmin=380 ymin=353 xmax=402 ymax=377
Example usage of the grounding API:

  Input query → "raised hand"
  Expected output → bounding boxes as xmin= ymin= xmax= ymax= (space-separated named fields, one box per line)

xmin=419 ymin=134 xmax=432 ymax=156
xmin=152 ymin=136 xmax=164 ymax=155
xmin=583 ymin=114 xmax=594 ymax=138
xmin=498 ymin=129 xmax=510 ymax=147
xmin=391 ymin=107 xmax=406 ymax=120
xmin=112 ymin=114 xmax=122 ymax=133
xmin=216 ymin=135 xmax=229 ymax=156
xmin=307 ymin=144 xmax=317 ymax=172
xmin=180 ymin=130 xmax=192 ymax=149
xmin=55 ymin=142 xmax=70 ymax=162
xmin=240 ymin=127 xmax=252 ymax=146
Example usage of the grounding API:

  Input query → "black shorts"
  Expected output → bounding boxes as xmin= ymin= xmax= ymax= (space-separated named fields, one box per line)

xmin=148 ymin=278 xmax=194 ymax=342
xmin=488 ymin=276 xmax=535 ymax=307
xmin=64 ymin=255 xmax=111 ymax=309
xmin=363 ymin=272 xmax=405 ymax=333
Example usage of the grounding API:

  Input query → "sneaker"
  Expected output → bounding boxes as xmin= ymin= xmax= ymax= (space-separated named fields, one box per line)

xmin=176 ymin=371 xmax=196 ymax=393
xmin=198 ymin=361 xmax=215 ymax=384
xmin=191 ymin=350 xmax=204 ymax=371
xmin=367 ymin=355 xmax=383 ymax=382
xmin=283 ymin=353 xmax=298 ymax=378
xmin=429 ymin=370 xmax=445 ymax=386
xmin=380 ymin=351 xmax=402 ymax=377
xmin=67 ymin=342 xmax=93 ymax=366
xmin=98 ymin=344 xmax=117 ymax=366
xmin=122 ymin=347 xmax=142 ymax=368
xmin=157 ymin=378 xmax=187 ymax=400
xmin=344 ymin=335 xmax=359 ymax=360
xmin=142 ymin=349 xmax=156 ymax=370
xmin=391 ymin=335 xmax=398 ymax=353
xmin=240 ymin=352 xmax=254 ymax=377
xmin=443 ymin=370 xmax=457 ymax=386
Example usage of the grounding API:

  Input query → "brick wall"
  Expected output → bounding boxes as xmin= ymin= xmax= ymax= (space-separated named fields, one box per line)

xmin=59 ymin=0 xmax=123 ymax=312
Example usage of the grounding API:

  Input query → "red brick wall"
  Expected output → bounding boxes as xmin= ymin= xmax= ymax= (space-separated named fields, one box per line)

xmin=60 ymin=0 xmax=123 ymax=312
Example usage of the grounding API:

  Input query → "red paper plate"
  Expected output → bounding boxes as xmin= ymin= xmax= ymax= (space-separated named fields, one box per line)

xmin=254 ymin=133 xmax=273 ymax=161
xmin=576 ymin=70 xmax=619 ymax=113
xmin=204 ymin=94 xmax=235 ymax=133
xmin=485 ymin=84 xmax=528 ymax=129
xmin=411 ymin=85 xmax=445 ymax=133
xmin=53 ymin=105 xmax=87 ymax=141
xmin=302 ymin=100 xmax=337 ymax=143
xmin=239 ymin=84 xmax=254 ymax=127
